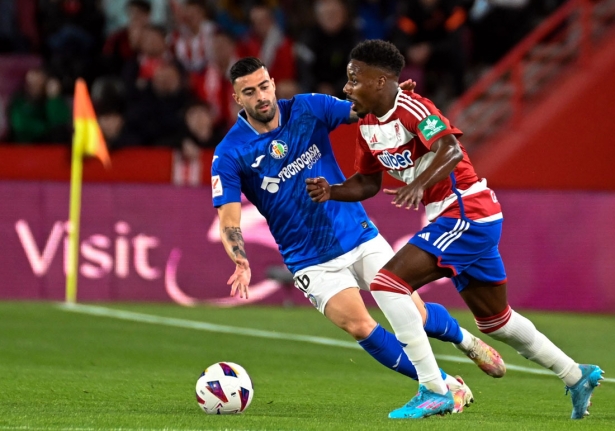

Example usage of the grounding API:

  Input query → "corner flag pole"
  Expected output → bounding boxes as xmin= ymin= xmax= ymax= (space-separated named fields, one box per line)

xmin=66 ymin=131 xmax=85 ymax=303
xmin=65 ymin=78 xmax=111 ymax=303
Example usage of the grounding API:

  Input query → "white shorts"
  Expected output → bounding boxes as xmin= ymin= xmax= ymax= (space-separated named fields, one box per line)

xmin=293 ymin=234 xmax=395 ymax=314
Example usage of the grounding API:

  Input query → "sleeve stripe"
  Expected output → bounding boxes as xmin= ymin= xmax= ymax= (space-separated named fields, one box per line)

xmin=400 ymin=93 xmax=431 ymax=116
xmin=398 ymin=100 xmax=425 ymax=121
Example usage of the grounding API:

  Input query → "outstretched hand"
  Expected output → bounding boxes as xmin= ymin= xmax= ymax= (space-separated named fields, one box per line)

xmin=306 ymin=177 xmax=331 ymax=203
xmin=227 ymin=257 xmax=251 ymax=299
xmin=399 ymin=79 xmax=417 ymax=93
xmin=383 ymin=181 xmax=424 ymax=210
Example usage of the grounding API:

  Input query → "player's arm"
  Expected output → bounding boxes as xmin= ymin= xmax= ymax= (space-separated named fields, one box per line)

xmin=383 ymin=134 xmax=463 ymax=210
xmin=306 ymin=171 xmax=383 ymax=203
xmin=217 ymin=202 xmax=251 ymax=299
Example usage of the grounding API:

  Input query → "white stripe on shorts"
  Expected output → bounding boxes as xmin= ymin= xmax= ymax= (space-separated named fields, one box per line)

xmin=439 ymin=220 xmax=470 ymax=252
xmin=433 ymin=219 xmax=462 ymax=248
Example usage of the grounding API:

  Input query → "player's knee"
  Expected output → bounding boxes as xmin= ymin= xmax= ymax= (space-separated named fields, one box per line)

xmin=342 ymin=316 xmax=377 ymax=340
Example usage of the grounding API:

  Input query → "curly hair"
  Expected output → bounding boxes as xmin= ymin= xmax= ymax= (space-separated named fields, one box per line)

xmin=349 ymin=40 xmax=405 ymax=76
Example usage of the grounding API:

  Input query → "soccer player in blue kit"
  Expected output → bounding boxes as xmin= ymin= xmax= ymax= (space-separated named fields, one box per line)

xmin=306 ymin=40 xmax=604 ymax=420
xmin=211 ymin=57 xmax=506 ymax=415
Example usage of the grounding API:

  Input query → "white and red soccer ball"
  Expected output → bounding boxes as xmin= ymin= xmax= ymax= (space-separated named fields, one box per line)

xmin=195 ymin=362 xmax=254 ymax=414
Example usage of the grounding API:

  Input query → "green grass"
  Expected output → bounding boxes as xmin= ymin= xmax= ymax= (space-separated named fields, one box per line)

xmin=0 ymin=302 xmax=614 ymax=430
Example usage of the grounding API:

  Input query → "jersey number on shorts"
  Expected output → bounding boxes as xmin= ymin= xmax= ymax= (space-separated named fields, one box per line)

xmin=294 ymin=274 xmax=311 ymax=292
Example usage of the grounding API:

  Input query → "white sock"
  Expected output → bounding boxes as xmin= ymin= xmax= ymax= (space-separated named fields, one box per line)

xmin=372 ymin=289 xmax=447 ymax=394
xmin=443 ymin=373 xmax=460 ymax=389
xmin=485 ymin=308 xmax=581 ymax=386
xmin=455 ymin=327 xmax=475 ymax=351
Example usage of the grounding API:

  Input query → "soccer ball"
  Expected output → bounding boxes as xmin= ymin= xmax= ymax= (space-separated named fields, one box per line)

xmin=195 ymin=362 xmax=254 ymax=414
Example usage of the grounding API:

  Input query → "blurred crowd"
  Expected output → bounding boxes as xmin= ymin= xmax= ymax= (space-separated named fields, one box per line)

xmin=0 ymin=0 xmax=566 ymax=156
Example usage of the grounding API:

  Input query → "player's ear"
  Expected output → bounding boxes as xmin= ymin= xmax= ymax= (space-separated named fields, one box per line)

xmin=271 ymin=77 xmax=276 ymax=91
xmin=377 ymin=75 xmax=387 ymax=90
xmin=232 ymin=92 xmax=243 ymax=106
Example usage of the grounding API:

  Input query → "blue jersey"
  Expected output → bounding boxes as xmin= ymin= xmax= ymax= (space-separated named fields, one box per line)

xmin=212 ymin=94 xmax=378 ymax=273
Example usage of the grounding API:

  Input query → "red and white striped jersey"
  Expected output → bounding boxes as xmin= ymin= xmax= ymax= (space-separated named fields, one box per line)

xmin=355 ymin=89 xmax=502 ymax=222
xmin=171 ymin=21 xmax=217 ymax=72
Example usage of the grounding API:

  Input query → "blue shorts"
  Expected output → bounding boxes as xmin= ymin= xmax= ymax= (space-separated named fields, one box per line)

xmin=409 ymin=217 xmax=507 ymax=292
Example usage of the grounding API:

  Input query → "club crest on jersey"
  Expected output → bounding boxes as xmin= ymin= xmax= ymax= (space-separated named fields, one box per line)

xmin=270 ymin=140 xmax=288 ymax=159
xmin=307 ymin=294 xmax=318 ymax=308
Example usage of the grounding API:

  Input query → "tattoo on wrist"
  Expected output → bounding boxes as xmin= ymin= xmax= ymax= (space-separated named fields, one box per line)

xmin=224 ymin=227 xmax=247 ymax=260
xmin=232 ymin=246 xmax=247 ymax=259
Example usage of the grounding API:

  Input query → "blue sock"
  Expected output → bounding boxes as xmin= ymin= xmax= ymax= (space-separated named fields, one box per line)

xmin=423 ymin=302 xmax=463 ymax=344
xmin=358 ymin=324 xmax=447 ymax=381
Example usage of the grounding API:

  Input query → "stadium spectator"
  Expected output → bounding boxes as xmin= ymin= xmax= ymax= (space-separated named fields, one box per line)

xmin=119 ymin=62 xmax=191 ymax=148
xmin=0 ymin=0 xmax=38 ymax=53
xmin=7 ymin=67 xmax=71 ymax=143
xmin=391 ymin=0 xmax=472 ymax=100
xmin=170 ymin=0 xmax=218 ymax=74
xmin=38 ymin=0 xmax=106 ymax=90
xmin=101 ymin=0 xmax=168 ymax=35
xmin=468 ymin=0 xmax=534 ymax=64
xmin=182 ymin=101 xmax=222 ymax=160
xmin=296 ymin=0 xmax=359 ymax=99
xmin=215 ymin=0 xmax=286 ymax=39
xmin=121 ymin=24 xmax=172 ymax=97
xmin=102 ymin=0 xmax=152 ymax=76
xmin=98 ymin=111 xmax=126 ymax=149
xmin=191 ymin=31 xmax=238 ymax=131
xmin=237 ymin=1 xmax=298 ymax=99
xmin=91 ymin=76 xmax=127 ymax=121
xmin=355 ymin=0 xmax=397 ymax=41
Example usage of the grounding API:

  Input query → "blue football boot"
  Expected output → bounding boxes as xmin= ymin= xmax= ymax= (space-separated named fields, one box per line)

xmin=389 ymin=385 xmax=454 ymax=419
xmin=566 ymin=364 xmax=604 ymax=419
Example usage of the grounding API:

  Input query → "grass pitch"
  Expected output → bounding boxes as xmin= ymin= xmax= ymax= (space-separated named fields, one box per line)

xmin=0 ymin=302 xmax=614 ymax=431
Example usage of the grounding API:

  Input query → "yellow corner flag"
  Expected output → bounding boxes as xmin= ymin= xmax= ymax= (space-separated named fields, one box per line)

xmin=73 ymin=78 xmax=111 ymax=167
xmin=66 ymin=78 xmax=111 ymax=303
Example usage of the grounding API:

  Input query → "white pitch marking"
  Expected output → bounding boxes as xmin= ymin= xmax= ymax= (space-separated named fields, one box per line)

xmin=57 ymin=303 xmax=614 ymax=383
xmin=0 ymin=427 xmax=254 ymax=431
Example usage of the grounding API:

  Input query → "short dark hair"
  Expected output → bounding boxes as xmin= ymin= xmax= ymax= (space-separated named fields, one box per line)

xmin=230 ymin=57 xmax=267 ymax=84
xmin=185 ymin=0 xmax=213 ymax=17
xmin=127 ymin=0 xmax=151 ymax=14
xmin=349 ymin=40 xmax=405 ymax=76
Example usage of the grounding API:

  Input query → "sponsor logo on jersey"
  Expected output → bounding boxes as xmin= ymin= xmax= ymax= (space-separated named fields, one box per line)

xmin=270 ymin=140 xmax=288 ymax=159
xmin=377 ymin=149 xmax=414 ymax=170
xmin=370 ymin=134 xmax=378 ymax=144
xmin=251 ymin=155 xmax=265 ymax=168
xmin=211 ymin=175 xmax=223 ymax=197
xmin=260 ymin=176 xmax=281 ymax=193
xmin=418 ymin=115 xmax=446 ymax=140
xmin=277 ymin=144 xmax=322 ymax=182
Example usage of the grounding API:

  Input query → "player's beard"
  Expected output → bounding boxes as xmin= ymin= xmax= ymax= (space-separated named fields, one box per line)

xmin=246 ymin=99 xmax=277 ymax=124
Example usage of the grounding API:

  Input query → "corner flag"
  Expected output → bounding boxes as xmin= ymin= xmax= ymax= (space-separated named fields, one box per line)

xmin=66 ymin=78 xmax=111 ymax=303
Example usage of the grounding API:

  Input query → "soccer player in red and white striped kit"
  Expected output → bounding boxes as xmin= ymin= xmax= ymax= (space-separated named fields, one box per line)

xmin=306 ymin=39 xmax=603 ymax=420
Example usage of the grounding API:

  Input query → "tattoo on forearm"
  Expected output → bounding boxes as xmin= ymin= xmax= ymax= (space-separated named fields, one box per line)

xmin=224 ymin=227 xmax=247 ymax=260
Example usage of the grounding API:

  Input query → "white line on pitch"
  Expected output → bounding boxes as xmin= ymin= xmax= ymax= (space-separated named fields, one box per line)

xmin=57 ymin=303 xmax=614 ymax=383
xmin=0 ymin=427 xmax=258 ymax=431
